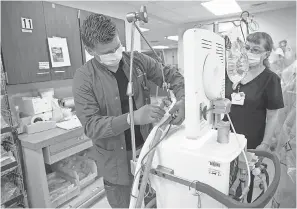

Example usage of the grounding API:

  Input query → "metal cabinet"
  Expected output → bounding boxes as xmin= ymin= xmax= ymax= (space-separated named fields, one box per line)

xmin=42 ymin=2 xmax=83 ymax=80
xmin=1 ymin=1 xmax=51 ymax=84
xmin=1 ymin=1 xmax=126 ymax=84
xmin=1 ymin=1 xmax=83 ymax=84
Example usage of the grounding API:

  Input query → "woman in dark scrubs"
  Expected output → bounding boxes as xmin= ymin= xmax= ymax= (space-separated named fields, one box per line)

xmin=225 ymin=32 xmax=284 ymax=203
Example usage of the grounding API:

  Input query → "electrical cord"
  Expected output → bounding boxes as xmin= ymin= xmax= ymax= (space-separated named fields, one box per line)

xmin=239 ymin=20 xmax=246 ymax=42
xmin=226 ymin=113 xmax=251 ymax=200
xmin=130 ymin=122 xmax=173 ymax=201
xmin=140 ymin=123 xmax=173 ymax=167
xmin=130 ymin=163 xmax=146 ymax=199
xmin=240 ymin=11 xmax=250 ymax=19
xmin=233 ymin=11 xmax=254 ymax=42
xmin=144 ymin=178 xmax=154 ymax=199
xmin=229 ymin=157 xmax=239 ymax=188
xmin=130 ymin=123 xmax=172 ymax=205
xmin=240 ymin=10 xmax=259 ymax=32
xmin=136 ymin=123 xmax=172 ymax=200
xmin=253 ymin=167 xmax=270 ymax=202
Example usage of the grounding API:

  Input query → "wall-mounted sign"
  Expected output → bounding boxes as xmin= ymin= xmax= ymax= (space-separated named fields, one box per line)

xmin=21 ymin=17 xmax=33 ymax=30
xmin=47 ymin=37 xmax=71 ymax=68
xmin=22 ymin=29 xmax=32 ymax=33
xmin=39 ymin=62 xmax=50 ymax=70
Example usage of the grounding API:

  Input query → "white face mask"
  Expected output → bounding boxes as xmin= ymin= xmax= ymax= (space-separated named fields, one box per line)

xmin=97 ymin=46 xmax=123 ymax=66
xmin=247 ymin=52 xmax=265 ymax=67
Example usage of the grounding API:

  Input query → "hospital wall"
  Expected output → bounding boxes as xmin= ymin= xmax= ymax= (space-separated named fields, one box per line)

xmin=6 ymin=1 xmax=141 ymax=99
xmin=178 ymin=7 xmax=296 ymax=74
xmin=48 ymin=1 xmax=142 ymax=52
xmin=164 ymin=48 xmax=178 ymax=67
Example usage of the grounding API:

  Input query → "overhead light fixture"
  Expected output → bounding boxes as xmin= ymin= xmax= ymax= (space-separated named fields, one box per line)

xmin=165 ymin=35 xmax=178 ymax=41
xmin=219 ymin=22 xmax=235 ymax=32
xmin=139 ymin=27 xmax=149 ymax=32
xmin=152 ymin=45 xmax=169 ymax=49
xmin=201 ymin=0 xmax=242 ymax=16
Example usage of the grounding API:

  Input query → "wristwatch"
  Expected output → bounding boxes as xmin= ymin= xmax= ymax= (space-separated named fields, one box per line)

xmin=127 ymin=113 xmax=131 ymax=125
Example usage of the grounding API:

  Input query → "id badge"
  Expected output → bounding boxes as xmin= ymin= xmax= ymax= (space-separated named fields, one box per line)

xmin=231 ymin=92 xmax=245 ymax=105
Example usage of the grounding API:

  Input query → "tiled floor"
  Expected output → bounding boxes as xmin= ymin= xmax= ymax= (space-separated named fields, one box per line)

xmin=91 ymin=196 xmax=111 ymax=208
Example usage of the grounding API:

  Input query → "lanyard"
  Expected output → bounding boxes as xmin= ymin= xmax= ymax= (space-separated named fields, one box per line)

xmin=236 ymin=84 xmax=241 ymax=93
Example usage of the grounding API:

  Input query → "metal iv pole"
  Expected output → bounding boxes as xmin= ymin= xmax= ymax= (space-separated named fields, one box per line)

xmin=126 ymin=6 xmax=169 ymax=163
xmin=127 ymin=21 xmax=137 ymax=163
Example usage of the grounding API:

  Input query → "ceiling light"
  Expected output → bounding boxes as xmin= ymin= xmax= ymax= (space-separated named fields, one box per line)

xmin=219 ymin=22 xmax=235 ymax=32
xmin=201 ymin=0 xmax=242 ymax=16
xmin=251 ymin=2 xmax=267 ymax=7
xmin=139 ymin=27 xmax=149 ymax=32
xmin=165 ymin=35 xmax=179 ymax=41
xmin=152 ymin=45 xmax=169 ymax=49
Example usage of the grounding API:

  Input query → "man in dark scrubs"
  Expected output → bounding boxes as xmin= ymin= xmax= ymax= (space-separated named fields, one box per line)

xmin=72 ymin=14 xmax=185 ymax=208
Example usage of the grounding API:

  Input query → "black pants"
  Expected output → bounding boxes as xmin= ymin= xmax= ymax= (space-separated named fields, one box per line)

xmin=104 ymin=147 xmax=142 ymax=208
xmin=104 ymin=179 xmax=132 ymax=208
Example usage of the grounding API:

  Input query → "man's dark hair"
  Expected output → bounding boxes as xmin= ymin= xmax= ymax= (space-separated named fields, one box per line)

xmin=80 ymin=14 xmax=117 ymax=49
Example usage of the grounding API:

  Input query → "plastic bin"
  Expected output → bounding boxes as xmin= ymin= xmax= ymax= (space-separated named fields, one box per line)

xmin=47 ymin=171 xmax=80 ymax=208
xmin=1 ymin=174 xmax=21 ymax=204
xmin=52 ymin=158 xmax=97 ymax=189
xmin=79 ymin=159 xmax=97 ymax=188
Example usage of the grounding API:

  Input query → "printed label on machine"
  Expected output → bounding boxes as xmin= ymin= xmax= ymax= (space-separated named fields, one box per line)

xmin=209 ymin=161 xmax=221 ymax=168
xmin=208 ymin=168 xmax=222 ymax=176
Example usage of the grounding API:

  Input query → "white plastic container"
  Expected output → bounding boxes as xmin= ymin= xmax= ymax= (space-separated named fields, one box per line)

xmin=20 ymin=97 xmax=52 ymax=115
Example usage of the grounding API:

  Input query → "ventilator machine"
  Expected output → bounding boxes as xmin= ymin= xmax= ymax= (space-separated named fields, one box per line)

xmin=126 ymin=6 xmax=281 ymax=208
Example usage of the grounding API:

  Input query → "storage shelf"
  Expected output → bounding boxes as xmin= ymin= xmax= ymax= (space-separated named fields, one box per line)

xmin=1 ymin=127 xmax=13 ymax=134
xmin=1 ymin=89 xmax=6 ymax=96
xmin=1 ymin=193 xmax=23 ymax=208
xmin=1 ymin=160 xmax=18 ymax=176
xmin=58 ymin=177 xmax=105 ymax=208
xmin=1 ymin=50 xmax=28 ymax=207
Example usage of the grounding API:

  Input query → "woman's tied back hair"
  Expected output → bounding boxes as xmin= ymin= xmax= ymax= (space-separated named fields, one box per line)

xmin=80 ymin=14 xmax=117 ymax=49
xmin=247 ymin=32 xmax=274 ymax=68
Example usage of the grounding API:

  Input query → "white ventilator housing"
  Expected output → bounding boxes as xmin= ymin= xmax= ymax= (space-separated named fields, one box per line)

xmin=149 ymin=29 xmax=247 ymax=208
